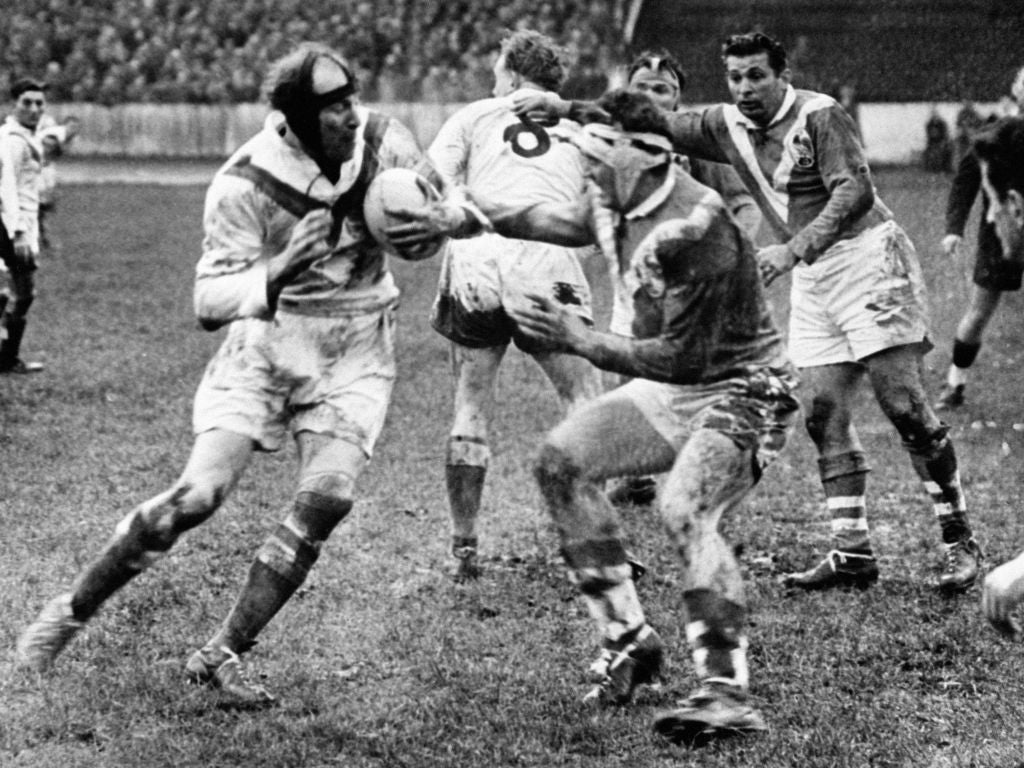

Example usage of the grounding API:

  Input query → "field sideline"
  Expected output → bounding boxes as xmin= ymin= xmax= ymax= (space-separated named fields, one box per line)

xmin=1 ymin=167 xmax=1023 ymax=767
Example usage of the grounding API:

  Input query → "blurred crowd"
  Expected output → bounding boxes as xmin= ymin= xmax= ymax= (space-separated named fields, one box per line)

xmin=1 ymin=0 xmax=628 ymax=105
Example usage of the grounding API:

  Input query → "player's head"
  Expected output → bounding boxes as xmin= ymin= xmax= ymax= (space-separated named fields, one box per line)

xmin=574 ymin=89 xmax=674 ymax=212
xmin=973 ymin=117 xmax=1024 ymax=262
xmin=721 ymin=32 xmax=791 ymax=126
xmin=627 ymin=49 xmax=685 ymax=111
xmin=265 ymin=43 xmax=361 ymax=170
xmin=11 ymin=78 xmax=47 ymax=131
xmin=493 ymin=30 xmax=567 ymax=97
xmin=1011 ymin=65 xmax=1024 ymax=110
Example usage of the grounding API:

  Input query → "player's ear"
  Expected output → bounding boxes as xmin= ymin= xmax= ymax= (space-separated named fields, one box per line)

xmin=1007 ymin=189 xmax=1024 ymax=229
xmin=779 ymin=67 xmax=793 ymax=84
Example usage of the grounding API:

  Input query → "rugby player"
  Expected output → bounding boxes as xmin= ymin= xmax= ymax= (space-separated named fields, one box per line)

xmin=15 ymin=43 xmax=482 ymax=704
xmin=427 ymin=29 xmax=601 ymax=580
xmin=510 ymin=31 xmax=983 ymax=593
xmin=973 ymin=117 xmax=1024 ymax=637
xmin=388 ymin=88 xmax=800 ymax=745
xmin=0 ymin=79 xmax=48 ymax=374
xmin=934 ymin=66 xmax=1024 ymax=410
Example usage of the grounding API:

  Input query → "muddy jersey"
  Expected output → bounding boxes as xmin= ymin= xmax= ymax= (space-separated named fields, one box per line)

xmin=195 ymin=108 xmax=438 ymax=327
xmin=640 ymin=86 xmax=893 ymax=264
xmin=482 ymin=165 xmax=791 ymax=386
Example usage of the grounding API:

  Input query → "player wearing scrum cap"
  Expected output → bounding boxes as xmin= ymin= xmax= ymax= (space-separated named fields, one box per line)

xmin=15 ymin=42 xmax=483 ymax=704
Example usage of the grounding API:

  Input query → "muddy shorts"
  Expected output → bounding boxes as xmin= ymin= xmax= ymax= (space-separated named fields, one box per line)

xmin=193 ymin=307 xmax=396 ymax=454
xmin=431 ymin=232 xmax=593 ymax=354
xmin=788 ymin=220 xmax=930 ymax=367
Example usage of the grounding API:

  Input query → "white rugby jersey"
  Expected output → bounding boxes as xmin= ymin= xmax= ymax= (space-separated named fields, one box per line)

xmin=0 ymin=116 xmax=43 ymax=244
xmin=195 ymin=108 xmax=437 ymax=328
xmin=429 ymin=97 xmax=586 ymax=206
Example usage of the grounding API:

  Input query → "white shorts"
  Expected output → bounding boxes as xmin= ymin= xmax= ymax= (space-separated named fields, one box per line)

xmin=788 ymin=220 xmax=930 ymax=367
xmin=193 ymin=307 xmax=396 ymax=454
xmin=431 ymin=232 xmax=593 ymax=352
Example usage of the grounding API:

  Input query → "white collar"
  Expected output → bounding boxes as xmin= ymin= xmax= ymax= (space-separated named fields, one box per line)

xmin=624 ymin=162 xmax=676 ymax=220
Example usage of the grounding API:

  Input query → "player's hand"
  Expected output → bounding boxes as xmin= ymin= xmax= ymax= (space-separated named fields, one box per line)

xmin=12 ymin=233 xmax=36 ymax=268
xmin=506 ymin=292 xmax=586 ymax=352
xmin=941 ymin=234 xmax=962 ymax=258
xmin=269 ymin=209 xmax=333 ymax=287
xmin=509 ymin=89 xmax=569 ymax=122
xmin=757 ymin=244 xmax=797 ymax=287
xmin=385 ymin=202 xmax=473 ymax=247
xmin=982 ymin=553 xmax=1024 ymax=639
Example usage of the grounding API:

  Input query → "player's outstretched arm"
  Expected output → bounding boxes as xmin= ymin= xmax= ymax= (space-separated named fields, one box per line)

xmin=982 ymin=552 xmax=1024 ymax=639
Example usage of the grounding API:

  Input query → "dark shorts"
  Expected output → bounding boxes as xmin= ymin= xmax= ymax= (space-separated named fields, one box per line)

xmin=973 ymin=244 xmax=1023 ymax=292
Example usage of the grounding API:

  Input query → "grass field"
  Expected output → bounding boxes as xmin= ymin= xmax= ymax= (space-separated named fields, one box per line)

xmin=2 ymin=167 xmax=1023 ymax=767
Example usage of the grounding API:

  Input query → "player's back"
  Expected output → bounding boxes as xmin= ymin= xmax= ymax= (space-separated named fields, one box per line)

xmin=429 ymin=97 xmax=585 ymax=207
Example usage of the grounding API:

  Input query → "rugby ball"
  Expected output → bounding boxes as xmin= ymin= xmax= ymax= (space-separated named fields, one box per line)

xmin=363 ymin=167 xmax=447 ymax=261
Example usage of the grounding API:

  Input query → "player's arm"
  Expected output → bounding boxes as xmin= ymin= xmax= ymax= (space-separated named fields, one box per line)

xmin=194 ymin=176 xmax=331 ymax=330
xmin=942 ymin=149 xmax=982 ymax=256
xmin=783 ymin=106 xmax=875 ymax=265
xmin=0 ymin=139 xmax=20 ymax=242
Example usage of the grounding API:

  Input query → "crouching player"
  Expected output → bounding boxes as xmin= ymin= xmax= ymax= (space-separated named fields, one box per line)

xmin=15 ymin=43 xmax=481 ymax=705
xmin=975 ymin=117 xmax=1024 ymax=639
xmin=389 ymin=89 xmax=799 ymax=744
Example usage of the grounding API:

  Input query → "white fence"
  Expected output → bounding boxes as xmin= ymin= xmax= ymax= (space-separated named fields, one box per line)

xmin=44 ymin=101 xmax=1000 ymax=165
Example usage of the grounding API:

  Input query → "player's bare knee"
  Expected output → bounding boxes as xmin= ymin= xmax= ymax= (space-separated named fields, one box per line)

xmin=534 ymin=442 xmax=580 ymax=504
xmin=288 ymin=490 xmax=353 ymax=541
xmin=804 ymin=394 xmax=839 ymax=446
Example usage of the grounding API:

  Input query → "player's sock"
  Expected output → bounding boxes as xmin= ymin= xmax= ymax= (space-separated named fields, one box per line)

xmin=69 ymin=505 xmax=175 ymax=620
xmin=948 ymin=340 xmax=981 ymax=386
xmin=210 ymin=494 xmax=349 ymax=653
xmin=906 ymin=430 xmax=971 ymax=543
xmin=446 ymin=436 xmax=489 ymax=537
xmin=563 ymin=538 xmax=646 ymax=643
xmin=0 ymin=315 xmax=27 ymax=366
xmin=819 ymin=451 xmax=873 ymax=555
xmin=682 ymin=588 xmax=748 ymax=689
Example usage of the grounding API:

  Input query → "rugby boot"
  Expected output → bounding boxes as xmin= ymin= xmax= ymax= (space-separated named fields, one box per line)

xmin=935 ymin=383 xmax=966 ymax=411
xmin=582 ymin=623 xmax=664 ymax=706
xmin=653 ymin=682 xmax=768 ymax=746
xmin=15 ymin=593 xmax=86 ymax=672
xmin=781 ymin=550 xmax=879 ymax=591
xmin=938 ymin=537 xmax=983 ymax=593
xmin=0 ymin=358 xmax=43 ymax=374
xmin=451 ymin=536 xmax=481 ymax=582
xmin=185 ymin=646 xmax=276 ymax=708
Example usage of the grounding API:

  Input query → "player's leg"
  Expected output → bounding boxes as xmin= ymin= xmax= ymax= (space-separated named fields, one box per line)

xmin=783 ymin=362 xmax=880 ymax=589
xmin=536 ymin=386 xmax=676 ymax=705
xmin=937 ymin=284 xmax=1001 ymax=409
xmin=187 ymin=432 xmax=363 ymax=703
xmin=652 ymin=428 xmax=769 ymax=744
xmin=864 ymin=343 xmax=981 ymax=591
xmin=446 ymin=342 xmax=505 ymax=580
xmin=16 ymin=428 xmax=254 ymax=672
xmin=0 ymin=236 xmax=41 ymax=374
xmin=532 ymin=350 xmax=603 ymax=413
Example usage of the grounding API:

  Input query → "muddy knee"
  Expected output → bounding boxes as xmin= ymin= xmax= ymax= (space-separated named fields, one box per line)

xmin=534 ymin=442 xmax=582 ymax=507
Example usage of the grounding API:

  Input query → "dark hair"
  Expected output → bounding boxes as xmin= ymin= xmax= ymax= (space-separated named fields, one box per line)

xmin=595 ymin=88 xmax=671 ymax=139
xmin=973 ymin=117 xmax=1024 ymax=200
xmin=11 ymin=78 xmax=47 ymax=100
xmin=721 ymin=32 xmax=788 ymax=74
xmin=500 ymin=30 xmax=567 ymax=92
xmin=627 ymin=49 xmax=686 ymax=92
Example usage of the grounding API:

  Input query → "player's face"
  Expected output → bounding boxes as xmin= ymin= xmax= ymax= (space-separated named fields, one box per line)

xmin=319 ymin=97 xmax=360 ymax=165
xmin=14 ymin=90 xmax=45 ymax=130
xmin=981 ymin=160 xmax=1024 ymax=263
xmin=725 ymin=52 xmax=789 ymax=125
xmin=492 ymin=54 xmax=517 ymax=98
xmin=628 ymin=67 xmax=679 ymax=111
